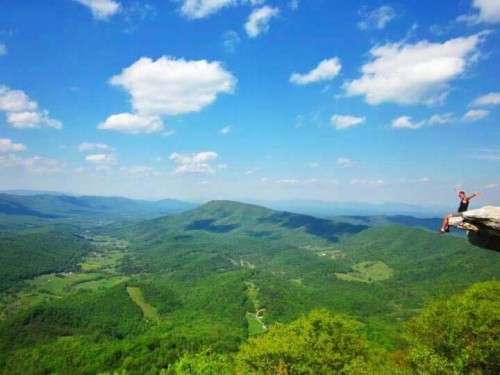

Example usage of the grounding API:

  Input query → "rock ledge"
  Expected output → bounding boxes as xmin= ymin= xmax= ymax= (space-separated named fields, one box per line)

xmin=449 ymin=206 xmax=500 ymax=251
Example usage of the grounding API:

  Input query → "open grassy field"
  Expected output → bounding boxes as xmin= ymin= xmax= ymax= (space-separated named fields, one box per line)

xmin=126 ymin=286 xmax=160 ymax=323
xmin=335 ymin=261 xmax=394 ymax=283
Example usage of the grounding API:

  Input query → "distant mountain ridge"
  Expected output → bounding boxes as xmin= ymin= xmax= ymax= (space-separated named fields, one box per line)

xmin=0 ymin=193 xmax=197 ymax=223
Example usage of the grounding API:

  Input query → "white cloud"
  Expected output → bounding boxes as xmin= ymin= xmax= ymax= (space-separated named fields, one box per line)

xmin=244 ymin=167 xmax=260 ymax=175
xmin=0 ymin=154 xmax=64 ymax=174
xmin=428 ymin=113 xmax=454 ymax=125
xmin=336 ymin=157 xmax=357 ymax=168
xmin=170 ymin=151 xmax=219 ymax=175
xmin=350 ymin=178 xmax=385 ymax=187
xmin=180 ymin=0 xmax=236 ymax=19
xmin=485 ymin=182 xmax=499 ymax=189
xmin=84 ymin=152 xmax=117 ymax=171
xmin=78 ymin=142 xmax=113 ymax=152
xmin=308 ymin=162 xmax=320 ymax=168
xmin=245 ymin=6 xmax=279 ymax=38
xmin=108 ymin=56 xmax=235 ymax=116
xmin=277 ymin=178 xmax=318 ymax=186
xmin=463 ymin=109 xmax=489 ymax=122
xmin=0 ymin=86 xmax=37 ymax=112
xmin=121 ymin=165 xmax=162 ymax=177
xmin=344 ymin=33 xmax=487 ymax=105
xmin=357 ymin=5 xmax=396 ymax=30
xmin=392 ymin=116 xmax=424 ymax=130
xmin=290 ymin=58 xmax=342 ymax=85
xmin=458 ymin=0 xmax=500 ymax=24
xmin=222 ymin=30 xmax=241 ymax=53
xmin=470 ymin=92 xmax=500 ymax=107
xmin=0 ymin=43 xmax=6 ymax=56
xmin=100 ymin=56 xmax=235 ymax=135
xmin=330 ymin=114 xmax=365 ymax=130
xmin=0 ymin=138 xmax=26 ymax=153
xmin=73 ymin=0 xmax=121 ymax=20
xmin=219 ymin=125 xmax=232 ymax=135
xmin=98 ymin=113 xmax=164 ymax=134
xmin=0 ymin=86 xmax=62 ymax=129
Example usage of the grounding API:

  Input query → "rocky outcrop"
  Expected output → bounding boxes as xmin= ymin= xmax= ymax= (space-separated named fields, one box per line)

xmin=449 ymin=206 xmax=500 ymax=251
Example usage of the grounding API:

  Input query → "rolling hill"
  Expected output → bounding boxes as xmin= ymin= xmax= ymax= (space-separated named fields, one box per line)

xmin=0 ymin=193 xmax=196 ymax=229
xmin=0 ymin=200 xmax=498 ymax=374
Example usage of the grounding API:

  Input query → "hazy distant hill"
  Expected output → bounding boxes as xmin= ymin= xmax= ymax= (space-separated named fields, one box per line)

xmin=252 ymin=199 xmax=447 ymax=218
xmin=0 ymin=193 xmax=197 ymax=226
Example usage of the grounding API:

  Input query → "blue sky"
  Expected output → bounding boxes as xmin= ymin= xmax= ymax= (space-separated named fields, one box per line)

xmin=0 ymin=0 xmax=499 ymax=206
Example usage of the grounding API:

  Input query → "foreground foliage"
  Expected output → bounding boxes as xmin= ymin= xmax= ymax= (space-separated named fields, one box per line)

xmin=404 ymin=281 xmax=500 ymax=375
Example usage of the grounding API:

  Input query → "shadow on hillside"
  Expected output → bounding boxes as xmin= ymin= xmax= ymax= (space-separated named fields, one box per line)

xmin=0 ymin=202 xmax=61 ymax=219
xmin=185 ymin=219 xmax=239 ymax=233
xmin=259 ymin=212 xmax=369 ymax=242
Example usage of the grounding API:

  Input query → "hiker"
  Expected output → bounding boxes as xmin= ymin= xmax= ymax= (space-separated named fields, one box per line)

xmin=439 ymin=190 xmax=480 ymax=234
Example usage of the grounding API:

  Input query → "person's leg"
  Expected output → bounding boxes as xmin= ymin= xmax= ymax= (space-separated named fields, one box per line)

xmin=440 ymin=214 xmax=452 ymax=233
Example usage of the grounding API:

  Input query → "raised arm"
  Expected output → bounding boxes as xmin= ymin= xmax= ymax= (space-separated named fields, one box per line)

xmin=467 ymin=192 xmax=480 ymax=200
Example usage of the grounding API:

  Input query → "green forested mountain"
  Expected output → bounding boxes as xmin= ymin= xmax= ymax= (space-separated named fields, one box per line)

xmin=0 ymin=200 xmax=498 ymax=374
xmin=0 ymin=226 xmax=90 ymax=291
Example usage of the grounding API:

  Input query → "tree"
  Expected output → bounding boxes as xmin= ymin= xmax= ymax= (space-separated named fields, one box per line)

xmin=235 ymin=309 xmax=390 ymax=374
xmin=172 ymin=349 xmax=233 ymax=375
xmin=404 ymin=281 xmax=500 ymax=375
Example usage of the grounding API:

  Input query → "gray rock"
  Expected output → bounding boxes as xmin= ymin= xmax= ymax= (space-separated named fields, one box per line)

xmin=449 ymin=206 xmax=500 ymax=252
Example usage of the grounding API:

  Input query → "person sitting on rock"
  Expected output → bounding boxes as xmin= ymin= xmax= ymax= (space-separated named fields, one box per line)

xmin=439 ymin=190 xmax=480 ymax=234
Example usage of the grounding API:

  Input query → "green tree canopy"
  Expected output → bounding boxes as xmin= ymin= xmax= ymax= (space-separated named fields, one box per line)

xmin=405 ymin=280 xmax=500 ymax=375
xmin=235 ymin=309 xmax=389 ymax=374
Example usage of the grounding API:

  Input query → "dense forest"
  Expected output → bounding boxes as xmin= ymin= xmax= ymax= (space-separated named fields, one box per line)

xmin=0 ymin=200 xmax=498 ymax=374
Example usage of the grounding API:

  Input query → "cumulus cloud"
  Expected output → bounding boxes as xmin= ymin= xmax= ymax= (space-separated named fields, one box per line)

xmin=110 ymin=56 xmax=235 ymax=115
xmin=180 ymin=0 xmax=236 ymax=19
xmin=98 ymin=113 xmax=164 ymax=134
xmin=357 ymin=5 xmax=396 ymax=30
xmin=470 ymin=92 xmax=500 ymax=107
xmin=100 ymin=56 xmax=236 ymax=134
xmin=391 ymin=116 xmax=424 ymax=130
xmin=344 ymin=33 xmax=487 ymax=105
xmin=330 ymin=114 xmax=365 ymax=130
xmin=0 ymin=43 xmax=6 ymax=56
xmin=290 ymin=58 xmax=342 ymax=85
xmin=219 ymin=125 xmax=232 ymax=135
xmin=78 ymin=142 xmax=113 ymax=152
xmin=245 ymin=6 xmax=279 ymax=38
xmin=463 ymin=109 xmax=489 ymax=122
xmin=336 ymin=157 xmax=357 ymax=168
xmin=458 ymin=0 xmax=500 ymax=24
xmin=170 ymin=151 xmax=219 ymax=175
xmin=0 ymin=85 xmax=62 ymax=129
xmin=73 ymin=0 xmax=121 ymax=20
xmin=0 ymin=138 xmax=26 ymax=153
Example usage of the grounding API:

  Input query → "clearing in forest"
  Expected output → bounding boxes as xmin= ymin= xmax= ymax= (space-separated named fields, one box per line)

xmin=126 ymin=286 xmax=160 ymax=323
xmin=335 ymin=261 xmax=393 ymax=283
